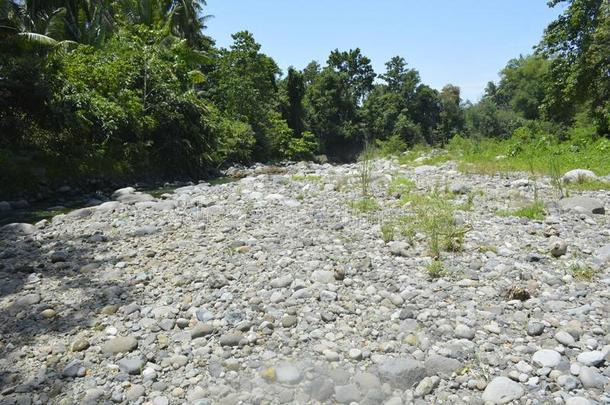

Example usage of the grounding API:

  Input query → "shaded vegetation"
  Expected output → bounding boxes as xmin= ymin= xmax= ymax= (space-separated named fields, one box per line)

xmin=1 ymin=0 xmax=609 ymax=198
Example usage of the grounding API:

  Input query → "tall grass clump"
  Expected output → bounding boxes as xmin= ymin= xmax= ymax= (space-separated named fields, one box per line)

xmin=358 ymin=142 xmax=375 ymax=196
xmin=402 ymin=191 xmax=468 ymax=259
xmin=498 ymin=200 xmax=547 ymax=220
xmin=548 ymin=150 xmax=566 ymax=198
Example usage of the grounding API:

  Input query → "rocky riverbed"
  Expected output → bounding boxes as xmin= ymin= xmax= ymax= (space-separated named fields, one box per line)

xmin=0 ymin=159 xmax=609 ymax=405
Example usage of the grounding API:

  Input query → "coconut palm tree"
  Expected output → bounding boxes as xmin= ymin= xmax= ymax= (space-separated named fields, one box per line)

xmin=116 ymin=0 xmax=211 ymax=46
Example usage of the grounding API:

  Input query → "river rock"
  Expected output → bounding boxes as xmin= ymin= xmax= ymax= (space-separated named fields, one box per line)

xmin=275 ymin=364 xmax=302 ymax=385
xmin=482 ymin=377 xmax=524 ymax=404
xmin=559 ymin=196 xmax=605 ymax=214
xmin=533 ymin=349 xmax=561 ymax=368
xmin=377 ymin=357 xmax=426 ymax=388
xmin=578 ymin=366 xmax=608 ymax=389
xmin=562 ymin=169 xmax=597 ymax=184
xmin=102 ymin=336 xmax=138 ymax=354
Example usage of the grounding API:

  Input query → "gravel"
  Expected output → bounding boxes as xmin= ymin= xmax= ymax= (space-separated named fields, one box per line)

xmin=0 ymin=159 xmax=609 ymax=404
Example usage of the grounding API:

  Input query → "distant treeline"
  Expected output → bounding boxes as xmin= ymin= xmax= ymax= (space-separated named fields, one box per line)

xmin=0 ymin=0 xmax=608 ymax=196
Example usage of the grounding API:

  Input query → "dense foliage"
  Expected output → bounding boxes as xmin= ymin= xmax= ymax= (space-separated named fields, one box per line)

xmin=0 ymin=0 xmax=608 ymax=196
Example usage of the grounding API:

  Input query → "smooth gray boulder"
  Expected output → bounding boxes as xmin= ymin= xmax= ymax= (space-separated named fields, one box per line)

xmin=118 ymin=357 xmax=145 ymax=375
xmin=275 ymin=363 xmax=302 ymax=385
xmin=101 ymin=336 xmax=138 ymax=354
xmin=1 ymin=223 xmax=36 ymax=235
xmin=117 ymin=192 xmax=155 ymax=204
xmin=579 ymin=366 xmax=608 ymax=389
xmin=533 ymin=349 xmax=561 ymax=368
xmin=482 ymin=377 xmax=524 ymax=404
xmin=111 ymin=187 xmax=136 ymax=199
xmin=594 ymin=244 xmax=610 ymax=264
xmin=377 ymin=357 xmax=426 ymax=388
xmin=562 ymin=169 xmax=597 ymax=183
xmin=424 ymin=354 xmax=463 ymax=377
xmin=559 ymin=196 xmax=605 ymax=214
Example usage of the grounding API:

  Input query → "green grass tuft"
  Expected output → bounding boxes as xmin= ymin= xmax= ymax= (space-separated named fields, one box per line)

xmin=350 ymin=197 xmax=379 ymax=213
xmin=291 ymin=174 xmax=322 ymax=183
xmin=380 ymin=221 xmax=396 ymax=243
xmin=426 ymin=260 xmax=445 ymax=280
xmin=569 ymin=264 xmax=599 ymax=281
xmin=566 ymin=179 xmax=610 ymax=191
xmin=388 ymin=176 xmax=416 ymax=196
xmin=498 ymin=200 xmax=546 ymax=220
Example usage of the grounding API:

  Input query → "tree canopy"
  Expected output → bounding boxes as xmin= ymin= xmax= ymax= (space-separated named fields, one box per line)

xmin=1 ymin=0 xmax=608 ymax=196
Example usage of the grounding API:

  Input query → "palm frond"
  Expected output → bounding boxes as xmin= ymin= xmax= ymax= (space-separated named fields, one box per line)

xmin=17 ymin=31 xmax=58 ymax=45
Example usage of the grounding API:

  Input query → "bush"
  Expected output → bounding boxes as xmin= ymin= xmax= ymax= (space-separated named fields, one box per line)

xmin=283 ymin=131 xmax=319 ymax=161
xmin=212 ymin=115 xmax=257 ymax=165
xmin=376 ymin=133 xmax=408 ymax=156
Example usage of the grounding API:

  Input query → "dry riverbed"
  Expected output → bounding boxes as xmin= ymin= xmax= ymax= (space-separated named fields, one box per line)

xmin=0 ymin=158 xmax=609 ymax=404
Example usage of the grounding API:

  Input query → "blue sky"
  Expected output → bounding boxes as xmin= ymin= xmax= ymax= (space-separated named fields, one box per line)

xmin=204 ymin=1 xmax=565 ymax=102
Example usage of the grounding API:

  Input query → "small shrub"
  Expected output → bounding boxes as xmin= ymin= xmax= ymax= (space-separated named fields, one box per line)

xmin=334 ymin=175 xmax=349 ymax=192
xmin=282 ymin=131 xmax=319 ymax=161
xmin=570 ymin=264 xmax=598 ymax=281
xmin=400 ymin=225 xmax=416 ymax=244
xmin=402 ymin=191 xmax=467 ymax=258
xmin=458 ymin=192 xmax=475 ymax=211
xmin=397 ymin=144 xmax=434 ymax=165
xmin=376 ymin=133 xmax=408 ymax=156
xmin=548 ymin=152 xmax=566 ymax=198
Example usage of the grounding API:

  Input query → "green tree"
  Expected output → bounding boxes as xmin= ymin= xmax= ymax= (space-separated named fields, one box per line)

xmin=496 ymin=55 xmax=550 ymax=120
xmin=305 ymin=67 xmax=360 ymax=158
xmin=362 ymin=56 xmax=422 ymax=146
xmin=208 ymin=31 xmax=297 ymax=160
xmin=116 ymin=0 xmax=212 ymax=47
xmin=539 ymin=0 xmax=610 ymax=133
xmin=380 ymin=56 xmax=420 ymax=99
xmin=302 ymin=60 xmax=320 ymax=85
xmin=280 ymin=67 xmax=306 ymax=136
xmin=327 ymin=48 xmax=376 ymax=105
xmin=438 ymin=84 xmax=464 ymax=143
xmin=411 ymin=85 xmax=442 ymax=144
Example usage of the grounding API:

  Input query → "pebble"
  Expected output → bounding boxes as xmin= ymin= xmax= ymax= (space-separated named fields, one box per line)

xmin=579 ymin=366 xmax=608 ymax=389
xmin=71 ymin=338 xmax=90 ymax=352
xmin=219 ymin=332 xmax=242 ymax=347
xmin=348 ymin=349 xmax=363 ymax=360
xmin=40 ymin=309 xmax=56 ymax=319
xmin=455 ymin=324 xmax=475 ymax=340
xmin=334 ymin=384 xmax=360 ymax=403
xmin=125 ymin=384 xmax=145 ymax=401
